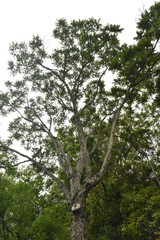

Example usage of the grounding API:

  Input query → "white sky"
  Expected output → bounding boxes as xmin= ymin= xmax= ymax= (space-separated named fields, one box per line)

xmin=0 ymin=0 xmax=157 ymax=135
xmin=0 ymin=0 xmax=157 ymax=89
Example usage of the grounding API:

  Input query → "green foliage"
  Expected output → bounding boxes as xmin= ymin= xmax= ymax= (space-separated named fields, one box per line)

xmin=32 ymin=203 xmax=70 ymax=240
xmin=0 ymin=167 xmax=70 ymax=240
xmin=87 ymin=181 xmax=122 ymax=240
xmin=121 ymin=187 xmax=160 ymax=240
xmin=87 ymin=155 xmax=160 ymax=240
xmin=0 ymin=166 xmax=43 ymax=239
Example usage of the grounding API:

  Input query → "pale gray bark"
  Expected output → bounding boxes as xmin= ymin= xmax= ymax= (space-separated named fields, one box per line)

xmin=70 ymin=198 xmax=87 ymax=240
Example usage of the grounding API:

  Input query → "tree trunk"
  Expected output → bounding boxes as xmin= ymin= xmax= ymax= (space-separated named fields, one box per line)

xmin=70 ymin=197 xmax=87 ymax=240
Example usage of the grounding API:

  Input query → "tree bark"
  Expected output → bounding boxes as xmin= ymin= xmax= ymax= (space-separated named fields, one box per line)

xmin=70 ymin=197 xmax=87 ymax=240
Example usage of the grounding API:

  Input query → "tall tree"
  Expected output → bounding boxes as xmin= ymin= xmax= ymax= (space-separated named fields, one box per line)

xmin=0 ymin=3 xmax=160 ymax=239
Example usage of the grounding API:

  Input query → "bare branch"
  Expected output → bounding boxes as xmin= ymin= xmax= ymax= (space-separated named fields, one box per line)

xmin=99 ymin=108 xmax=120 ymax=178
xmin=13 ymin=159 xmax=30 ymax=166
xmin=57 ymin=138 xmax=73 ymax=175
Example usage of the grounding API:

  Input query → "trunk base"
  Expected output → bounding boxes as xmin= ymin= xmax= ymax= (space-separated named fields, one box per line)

xmin=70 ymin=199 xmax=87 ymax=240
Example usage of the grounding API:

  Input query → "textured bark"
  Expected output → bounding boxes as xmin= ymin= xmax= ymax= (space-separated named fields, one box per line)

xmin=70 ymin=198 xmax=87 ymax=240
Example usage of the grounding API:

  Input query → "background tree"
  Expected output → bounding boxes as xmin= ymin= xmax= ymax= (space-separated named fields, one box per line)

xmin=0 ymin=163 xmax=71 ymax=240
xmin=0 ymin=165 xmax=46 ymax=240
xmin=0 ymin=172 xmax=16 ymax=239
xmin=0 ymin=2 xmax=160 ymax=239
xmin=32 ymin=182 xmax=70 ymax=240
xmin=86 ymin=96 xmax=160 ymax=240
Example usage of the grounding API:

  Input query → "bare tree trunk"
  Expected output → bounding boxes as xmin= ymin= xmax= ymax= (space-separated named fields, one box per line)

xmin=70 ymin=197 xmax=87 ymax=240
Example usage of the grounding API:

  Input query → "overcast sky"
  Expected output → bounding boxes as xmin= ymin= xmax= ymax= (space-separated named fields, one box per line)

xmin=0 ymin=0 xmax=157 ymax=90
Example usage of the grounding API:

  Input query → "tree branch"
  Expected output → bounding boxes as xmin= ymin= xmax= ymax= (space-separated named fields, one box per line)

xmin=38 ymin=63 xmax=73 ymax=99
xmin=88 ymin=113 xmax=112 ymax=155
xmin=7 ymin=100 xmax=73 ymax=179
xmin=0 ymin=144 xmax=71 ymax=203
xmin=82 ymin=38 xmax=160 ymax=191
xmin=99 ymin=108 xmax=120 ymax=178
xmin=79 ymin=67 xmax=108 ymax=117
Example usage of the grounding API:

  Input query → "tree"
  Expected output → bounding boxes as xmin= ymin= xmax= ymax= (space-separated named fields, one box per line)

xmin=86 ymin=97 xmax=160 ymax=240
xmin=32 ymin=198 xmax=70 ymax=240
xmin=0 ymin=173 xmax=16 ymax=239
xmin=87 ymin=148 xmax=160 ymax=240
xmin=0 ymin=3 xmax=160 ymax=239
xmin=0 ymin=165 xmax=45 ymax=240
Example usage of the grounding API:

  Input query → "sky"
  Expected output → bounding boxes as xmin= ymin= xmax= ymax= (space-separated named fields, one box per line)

xmin=0 ymin=0 xmax=157 ymax=89
xmin=0 ymin=0 xmax=158 ymax=135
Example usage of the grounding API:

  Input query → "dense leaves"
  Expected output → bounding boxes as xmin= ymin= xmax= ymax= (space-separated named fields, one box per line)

xmin=0 ymin=167 xmax=70 ymax=240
